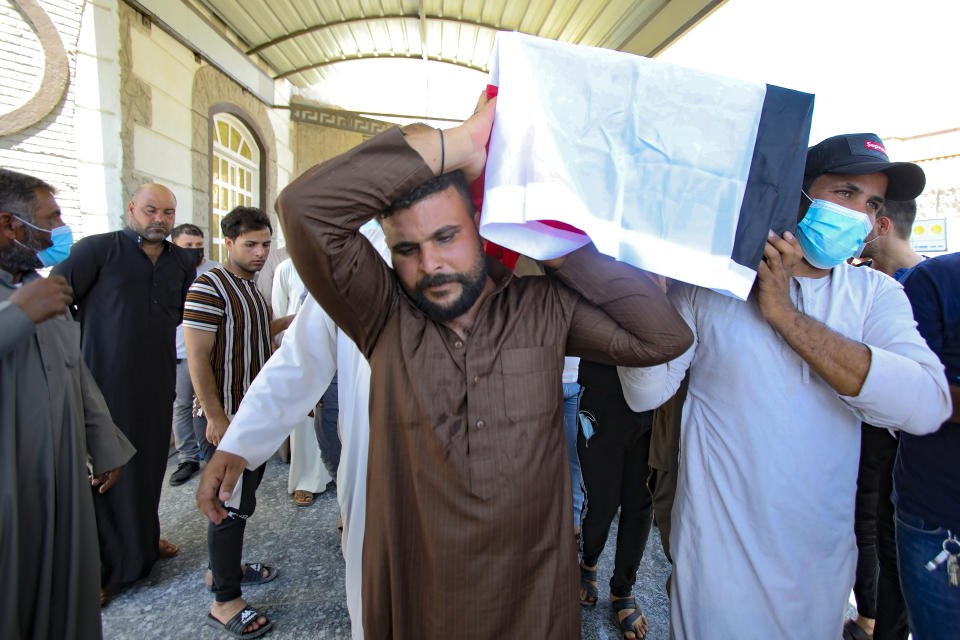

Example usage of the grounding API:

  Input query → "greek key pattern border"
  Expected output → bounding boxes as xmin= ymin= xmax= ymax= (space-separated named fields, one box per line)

xmin=290 ymin=105 xmax=390 ymax=137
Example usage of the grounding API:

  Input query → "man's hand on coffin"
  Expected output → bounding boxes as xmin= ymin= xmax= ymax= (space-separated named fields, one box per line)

xmin=196 ymin=450 xmax=248 ymax=524
xmin=756 ymin=230 xmax=802 ymax=326
xmin=403 ymin=92 xmax=497 ymax=183
xmin=755 ymin=230 xmax=872 ymax=397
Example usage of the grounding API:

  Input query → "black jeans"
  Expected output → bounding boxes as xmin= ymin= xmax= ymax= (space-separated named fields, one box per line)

xmin=853 ymin=424 xmax=908 ymax=639
xmin=194 ymin=416 xmax=266 ymax=603
xmin=577 ymin=386 xmax=654 ymax=598
xmin=313 ymin=374 xmax=341 ymax=478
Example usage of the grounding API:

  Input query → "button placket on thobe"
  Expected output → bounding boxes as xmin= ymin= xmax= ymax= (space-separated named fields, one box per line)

xmin=443 ymin=328 xmax=498 ymax=497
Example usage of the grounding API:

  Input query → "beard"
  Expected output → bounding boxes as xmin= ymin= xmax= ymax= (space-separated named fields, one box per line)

xmin=130 ymin=217 xmax=170 ymax=242
xmin=0 ymin=226 xmax=45 ymax=273
xmin=406 ymin=249 xmax=488 ymax=323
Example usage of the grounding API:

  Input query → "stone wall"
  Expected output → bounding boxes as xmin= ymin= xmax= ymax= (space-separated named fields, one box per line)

xmin=118 ymin=1 xmax=199 ymax=226
xmin=293 ymin=124 xmax=366 ymax=177
xmin=0 ymin=0 xmax=84 ymax=229
xmin=190 ymin=64 xmax=279 ymax=237
xmin=291 ymin=103 xmax=391 ymax=178
xmin=73 ymin=0 xmax=123 ymax=235
xmin=117 ymin=1 xmax=294 ymax=238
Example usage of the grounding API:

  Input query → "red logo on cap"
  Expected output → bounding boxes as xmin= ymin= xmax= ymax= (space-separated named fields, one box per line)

xmin=865 ymin=140 xmax=887 ymax=154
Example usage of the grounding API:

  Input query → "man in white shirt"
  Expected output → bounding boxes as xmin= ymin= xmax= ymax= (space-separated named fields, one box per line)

xmin=169 ymin=223 xmax=217 ymax=486
xmin=617 ymin=133 xmax=951 ymax=639
xmin=271 ymin=257 xmax=331 ymax=506
xmin=213 ymin=223 xmax=387 ymax=639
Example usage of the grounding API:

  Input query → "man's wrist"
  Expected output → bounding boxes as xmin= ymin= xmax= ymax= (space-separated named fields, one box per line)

xmin=438 ymin=125 xmax=481 ymax=175
xmin=201 ymin=405 xmax=229 ymax=426
xmin=765 ymin=304 xmax=801 ymax=334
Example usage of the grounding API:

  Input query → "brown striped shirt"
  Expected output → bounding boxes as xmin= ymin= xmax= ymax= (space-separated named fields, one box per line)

xmin=183 ymin=266 xmax=272 ymax=417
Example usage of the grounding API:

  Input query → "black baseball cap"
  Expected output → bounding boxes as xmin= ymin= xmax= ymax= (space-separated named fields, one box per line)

xmin=804 ymin=133 xmax=925 ymax=200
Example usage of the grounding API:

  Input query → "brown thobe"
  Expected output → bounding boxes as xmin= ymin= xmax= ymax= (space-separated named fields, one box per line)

xmin=278 ymin=128 xmax=692 ymax=639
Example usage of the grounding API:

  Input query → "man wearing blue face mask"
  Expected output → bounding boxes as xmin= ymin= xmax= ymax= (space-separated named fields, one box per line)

xmin=0 ymin=168 xmax=136 ymax=639
xmin=617 ymin=133 xmax=951 ymax=640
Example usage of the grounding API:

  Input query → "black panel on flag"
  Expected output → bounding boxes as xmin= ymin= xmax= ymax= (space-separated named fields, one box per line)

xmin=733 ymin=85 xmax=815 ymax=271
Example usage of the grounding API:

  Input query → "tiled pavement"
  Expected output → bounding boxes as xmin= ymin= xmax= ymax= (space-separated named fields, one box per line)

xmin=100 ymin=451 xmax=675 ymax=639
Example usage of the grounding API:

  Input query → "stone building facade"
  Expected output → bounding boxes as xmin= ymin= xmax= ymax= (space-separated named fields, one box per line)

xmin=0 ymin=0 xmax=389 ymax=258
xmin=3 ymin=1 xmax=957 ymax=256
xmin=0 ymin=0 xmax=85 ymax=231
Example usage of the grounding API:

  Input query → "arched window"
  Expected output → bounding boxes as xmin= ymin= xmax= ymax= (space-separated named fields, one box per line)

xmin=211 ymin=113 xmax=261 ymax=262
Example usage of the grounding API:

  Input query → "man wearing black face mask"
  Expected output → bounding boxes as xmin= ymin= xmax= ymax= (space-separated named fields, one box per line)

xmin=169 ymin=224 xmax=218 ymax=485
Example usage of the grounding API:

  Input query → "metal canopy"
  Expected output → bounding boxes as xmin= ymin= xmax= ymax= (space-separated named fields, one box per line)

xmin=193 ymin=0 xmax=725 ymax=88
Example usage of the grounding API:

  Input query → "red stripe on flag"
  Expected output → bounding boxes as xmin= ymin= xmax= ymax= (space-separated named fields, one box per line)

xmin=474 ymin=84 xmax=585 ymax=270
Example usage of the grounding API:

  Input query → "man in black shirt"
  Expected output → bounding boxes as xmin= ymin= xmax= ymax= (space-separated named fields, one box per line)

xmin=53 ymin=183 xmax=196 ymax=601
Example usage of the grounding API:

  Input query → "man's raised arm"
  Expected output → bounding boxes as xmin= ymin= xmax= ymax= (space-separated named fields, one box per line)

xmin=557 ymin=243 xmax=694 ymax=368
xmin=275 ymin=96 xmax=496 ymax=355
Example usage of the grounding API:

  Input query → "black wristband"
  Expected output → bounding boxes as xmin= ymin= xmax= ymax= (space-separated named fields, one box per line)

xmin=438 ymin=128 xmax=445 ymax=175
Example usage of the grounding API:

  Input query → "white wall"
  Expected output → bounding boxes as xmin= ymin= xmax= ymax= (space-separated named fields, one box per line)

xmin=73 ymin=0 xmax=123 ymax=235
xmin=268 ymin=79 xmax=294 ymax=245
xmin=128 ymin=19 xmax=197 ymax=225
xmin=0 ymin=0 xmax=84 ymax=230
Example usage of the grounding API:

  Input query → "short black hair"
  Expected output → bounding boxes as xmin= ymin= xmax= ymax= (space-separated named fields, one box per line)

xmin=0 ymin=168 xmax=56 ymax=223
xmin=171 ymin=223 xmax=203 ymax=241
xmin=882 ymin=199 xmax=917 ymax=241
xmin=382 ymin=170 xmax=475 ymax=219
xmin=221 ymin=206 xmax=272 ymax=240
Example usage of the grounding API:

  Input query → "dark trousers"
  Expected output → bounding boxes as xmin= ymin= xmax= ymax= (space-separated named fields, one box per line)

xmin=577 ymin=386 xmax=654 ymax=598
xmin=313 ymin=374 xmax=341 ymax=478
xmin=853 ymin=424 xmax=909 ymax=639
xmin=648 ymin=467 xmax=677 ymax=564
xmin=194 ymin=416 xmax=266 ymax=603
xmin=647 ymin=375 xmax=687 ymax=565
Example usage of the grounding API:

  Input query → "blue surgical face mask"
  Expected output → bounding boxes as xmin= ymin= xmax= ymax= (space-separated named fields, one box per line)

xmin=796 ymin=193 xmax=873 ymax=269
xmin=14 ymin=216 xmax=74 ymax=267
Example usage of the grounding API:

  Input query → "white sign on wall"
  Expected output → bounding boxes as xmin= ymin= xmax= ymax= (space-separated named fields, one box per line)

xmin=911 ymin=218 xmax=948 ymax=252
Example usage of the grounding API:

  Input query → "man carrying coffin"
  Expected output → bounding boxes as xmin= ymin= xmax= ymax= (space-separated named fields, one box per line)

xmin=617 ymin=133 xmax=951 ymax=639
xmin=198 ymin=94 xmax=693 ymax=639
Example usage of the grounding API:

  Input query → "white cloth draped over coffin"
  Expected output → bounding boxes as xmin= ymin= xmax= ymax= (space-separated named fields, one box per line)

xmin=479 ymin=32 xmax=813 ymax=300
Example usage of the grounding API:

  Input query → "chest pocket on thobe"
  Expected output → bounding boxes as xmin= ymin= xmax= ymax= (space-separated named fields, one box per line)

xmin=55 ymin=319 xmax=81 ymax=368
xmin=500 ymin=345 xmax=559 ymax=423
xmin=155 ymin=269 xmax=187 ymax=323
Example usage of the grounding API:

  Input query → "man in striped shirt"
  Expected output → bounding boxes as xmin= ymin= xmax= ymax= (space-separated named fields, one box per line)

xmin=184 ymin=206 xmax=293 ymax=638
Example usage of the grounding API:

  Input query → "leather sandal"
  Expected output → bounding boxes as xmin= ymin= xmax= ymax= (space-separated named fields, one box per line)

xmin=612 ymin=596 xmax=648 ymax=639
xmin=158 ymin=539 xmax=179 ymax=559
xmin=842 ymin=620 xmax=873 ymax=640
xmin=579 ymin=563 xmax=599 ymax=609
